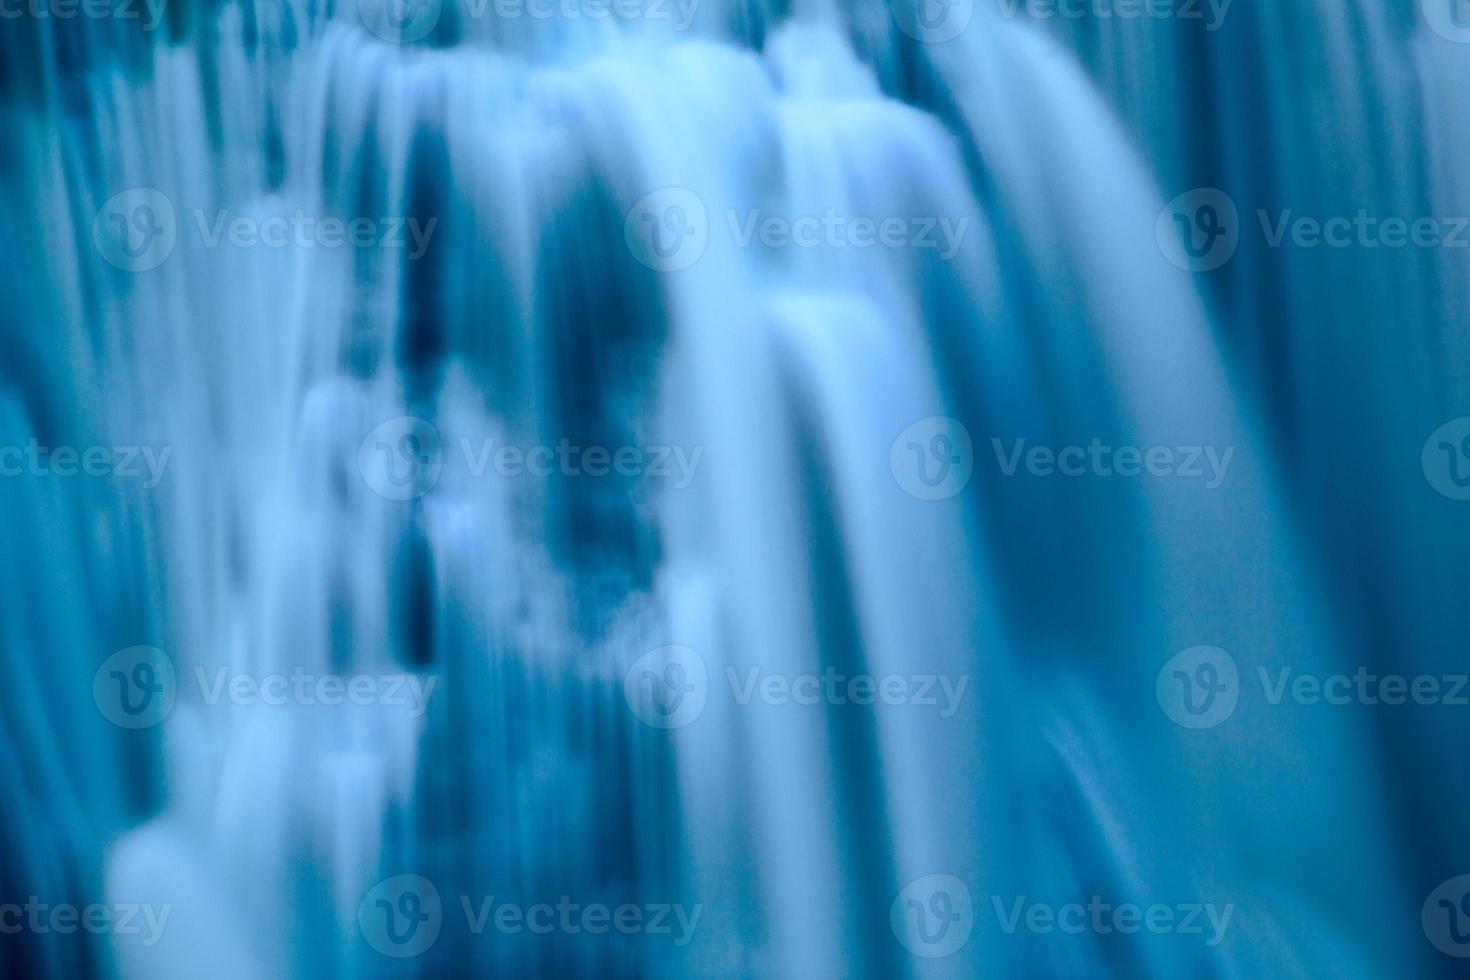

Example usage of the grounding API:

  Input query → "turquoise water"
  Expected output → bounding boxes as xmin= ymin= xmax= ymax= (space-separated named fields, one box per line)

xmin=2 ymin=1 xmax=1468 ymax=976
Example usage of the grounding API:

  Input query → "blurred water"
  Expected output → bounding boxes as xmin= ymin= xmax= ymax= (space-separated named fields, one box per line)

xmin=1 ymin=1 xmax=1467 ymax=976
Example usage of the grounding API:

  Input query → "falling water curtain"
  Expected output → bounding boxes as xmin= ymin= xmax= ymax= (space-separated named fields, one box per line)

xmin=1 ymin=0 xmax=1468 ymax=977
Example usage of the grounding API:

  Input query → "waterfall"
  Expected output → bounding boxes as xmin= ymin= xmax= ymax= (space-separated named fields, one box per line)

xmin=2 ymin=0 xmax=1466 ymax=976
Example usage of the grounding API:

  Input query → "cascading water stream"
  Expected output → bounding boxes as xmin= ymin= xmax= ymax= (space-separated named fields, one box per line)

xmin=2 ymin=0 xmax=1466 ymax=977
